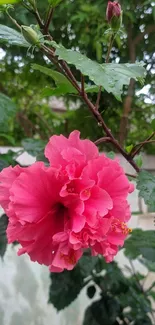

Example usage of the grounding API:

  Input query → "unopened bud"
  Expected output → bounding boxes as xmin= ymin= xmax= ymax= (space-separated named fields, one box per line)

xmin=106 ymin=1 xmax=122 ymax=31
xmin=21 ymin=26 xmax=40 ymax=46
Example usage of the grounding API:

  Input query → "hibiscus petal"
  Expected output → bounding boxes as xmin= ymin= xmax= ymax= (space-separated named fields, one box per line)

xmin=85 ymin=186 xmax=113 ymax=217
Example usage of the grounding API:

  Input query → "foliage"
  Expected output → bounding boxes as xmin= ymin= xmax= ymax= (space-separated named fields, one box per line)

xmin=49 ymin=41 xmax=145 ymax=100
xmin=124 ymin=229 xmax=155 ymax=261
xmin=0 ymin=214 xmax=8 ymax=257
xmin=49 ymin=257 xmax=154 ymax=324
xmin=137 ymin=171 xmax=155 ymax=211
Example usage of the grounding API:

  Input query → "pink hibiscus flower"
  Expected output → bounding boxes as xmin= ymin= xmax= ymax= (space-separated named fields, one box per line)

xmin=0 ymin=131 xmax=133 ymax=272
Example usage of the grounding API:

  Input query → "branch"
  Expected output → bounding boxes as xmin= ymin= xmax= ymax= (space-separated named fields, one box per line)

xmin=133 ymin=24 xmax=155 ymax=45
xmin=131 ymin=132 xmax=155 ymax=157
xmin=95 ymin=86 xmax=102 ymax=111
xmin=81 ymin=74 xmax=85 ymax=95
xmin=30 ymin=6 xmax=140 ymax=173
xmin=44 ymin=8 xmax=54 ymax=34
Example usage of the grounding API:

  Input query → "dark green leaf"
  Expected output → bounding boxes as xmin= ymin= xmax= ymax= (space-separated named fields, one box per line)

xmin=0 ymin=150 xmax=18 ymax=171
xmin=49 ymin=41 xmax=146 ymax=100
xmin=0 ymin=214 xmax=8 ymax=258
xmin=49 ymin=266 xmax=85 ymax=310
xmin=0 ymin=24 xmax=29 ymax=46
xmin=32 ymin=64 xmax=99 ymax=96
xmin=124 ymin=229 xmax=155 ymax=261
xmin=32 ymin=64 xmax=77 ymax=96
xmin=134 ymin=316 xmax=152 ymax=325
xmin=137 ymin=171 xmax=155 ymax=211
xmin=36 ymin=152 xmax=49 ymax=165
xmin=78 ymin=254 xmax=98 ymax=277
xmin=0 ymin=93 xmax=17 ymax=131
xmin=21 ymin=138 xmax=46 ymax=157
xmin=83 ymin=297 xmax=121 ymax=325
xmin=151 ymin=119 xmax=155 ymax=131
xmin=139 ymin=258 xmax=155 ymax=272
xmin=48 ymin=0 xmax=63 ymax=7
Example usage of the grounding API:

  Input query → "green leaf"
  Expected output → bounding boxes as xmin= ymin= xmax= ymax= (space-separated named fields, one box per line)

xmin=0 ymin=150 xmax=18 ymax=171
xmin=48 ymin=0 xmax=63 ymax=7
xmin=32 ymin=64 xmax=77 ymax=96
xmin=134 ymin=154 xmax=143 ymax=168
xmin=36 ymin=151 xmax=49 ymax=165
xmin=106 ymin=151 xmax=115 ymax=159
xmin=49 ymin=266 xmax=85 ymax=311
xmin=137 ymin=171 xmax=155 ymax=211
xmin=0 ymin=93 xmax=17 ymax=131
xmin=126 ymin=144 xmax=134 ymax=153
xmin=78 ymin=254 xmax=98 ymax=277
xmin=83 ymin=297 xmax=121 ymax=325
xmin=0 ymin=133 xmax=16 ymax=145
xmin=0 ymin=214 xmax=8 ymax=258
xmin=124 ymin=229 xmax=155 ymax=261
xmin=0 ymin=24 xmax=29 ymax=46
xmin=21 ymin=138 xmax=46 ymax=157
xmin=151 ymin=119 xmax=155 ymax=131
xmin=139 ymin=258 xmax=155 ymax=272
xmin=32 ymin=64 xmax=99 ymax=96
xmin=134 ymin=317 xmax=152 ymax=325
xmin=0 ymin=0 xmax=20 ymax=3
xmin=48 ymin=41 xmax=146 ymax=100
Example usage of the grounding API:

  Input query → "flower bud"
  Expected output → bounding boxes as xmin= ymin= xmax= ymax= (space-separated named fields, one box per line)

xmin=21 ymin=26 xmax=40 ymax=46
xmin=106 ymin=1 xmax=122 ymax=31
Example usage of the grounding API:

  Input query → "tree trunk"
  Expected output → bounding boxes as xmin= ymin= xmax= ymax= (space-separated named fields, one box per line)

xmin=119 ymin=25 xmax=136 ymax=147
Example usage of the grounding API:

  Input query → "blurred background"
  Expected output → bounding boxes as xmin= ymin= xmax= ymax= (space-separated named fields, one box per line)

xmin=0 ymin=0 xmax=155 ymax=324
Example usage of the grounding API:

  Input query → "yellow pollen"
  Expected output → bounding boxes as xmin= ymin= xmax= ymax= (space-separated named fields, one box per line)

xmin=60 ymin=253 xmax=76 ymax=265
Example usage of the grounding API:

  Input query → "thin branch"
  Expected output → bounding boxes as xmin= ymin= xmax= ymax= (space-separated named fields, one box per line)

xmin=126 ymin=173 xmax=137 ymax=179
xmin=6 ymin=11 xmax=21 ymax=30
xmin=105 ymin=33 xmax=115 ymax=63
xmin=81 ymin=74 xmax=85 ymax=95
xmin=30 ymin=7 xmax=140 ymax=173
xmin=44 ymin=8 xmax=54 ymax=34
xmin=131 ymin=132 xmax=155 ymax=157
xmin=95 ymin=137 xmax=112 ymax=145
xmin=95 ymin=86 xmax=102 ymax=111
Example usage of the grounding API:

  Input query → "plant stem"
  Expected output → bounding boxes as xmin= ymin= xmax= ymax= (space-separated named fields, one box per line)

xmin=44 ymin=7 xmax=54 ymax=34
xmin=106 ymin=33 xmax=116 ymax=63
xmin=131 ymin=132 xmax=155 ymax=157
xmin=95 ymin=86 xmax=102 ymax=110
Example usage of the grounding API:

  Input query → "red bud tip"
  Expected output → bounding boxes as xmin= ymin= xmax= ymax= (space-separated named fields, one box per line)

xmin=106 ymin=1 xmax=121 ymax=23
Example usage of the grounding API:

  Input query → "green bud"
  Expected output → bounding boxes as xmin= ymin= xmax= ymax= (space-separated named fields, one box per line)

xmin=110 ymin=12 xmax=122 ymax=32
xmin=21 ymin=25 xmax=40 ymax=46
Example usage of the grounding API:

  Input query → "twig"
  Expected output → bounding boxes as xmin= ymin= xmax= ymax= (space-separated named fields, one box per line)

xmin=44 ymin=8 xmax=54 ymax=34
xmin=6 ymin=11 xmax=21 ymax=30
xmin=95 ymin=86 xmax=102 ymax=110
xmin=81 ymin=74 xmax=85 ymax=95
xmin=95 ymin=137 xmax=112 ymax=145
xmin=126 ymin=173 xmax=137 ymax=179
xmin=131 ymin=132 xmax=155 ymax=157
